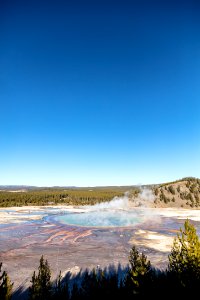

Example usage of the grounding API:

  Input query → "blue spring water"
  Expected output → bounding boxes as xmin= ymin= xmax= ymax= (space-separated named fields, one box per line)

xmin=55 ymin=209 xmax=146 ymax=227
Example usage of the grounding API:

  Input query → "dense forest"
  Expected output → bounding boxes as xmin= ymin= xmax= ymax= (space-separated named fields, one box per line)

xmin=0 ymin=188 xmax=139 ymax=207
xmin=0 ymin=177 xmax=199 ymax=210
xmin=0 ymin=177 xmax=200 ymax=208
xmin=1 ymin=220 xmax=200 ymax=299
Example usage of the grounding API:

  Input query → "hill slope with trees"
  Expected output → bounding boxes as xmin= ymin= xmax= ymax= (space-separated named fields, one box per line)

xmin=0 ymin=178 xmax=199 ymax=208
xmin=153 ymin=177 xmax=200 ymax=208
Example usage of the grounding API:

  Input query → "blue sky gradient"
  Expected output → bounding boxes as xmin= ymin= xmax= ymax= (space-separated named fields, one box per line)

xmin=0 ymin=0 xmax=200 ymax=186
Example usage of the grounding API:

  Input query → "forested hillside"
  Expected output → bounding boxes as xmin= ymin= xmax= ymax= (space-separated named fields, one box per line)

xmin=0 ymin=178 xmax=200 ymax=208
xmin=153 ymin=177 xmax=200 ymax=208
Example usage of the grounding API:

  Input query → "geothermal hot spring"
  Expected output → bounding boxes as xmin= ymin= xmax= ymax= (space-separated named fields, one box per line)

xmin=49 ymin=190 xmax=200 ymax=234
xmin=1 ymin=189 xmax=200 ymax=291
xmin=51 ymin=189 xmax=169 ymax=228
xmin=53 ymin=194 xmax=154 ymax=227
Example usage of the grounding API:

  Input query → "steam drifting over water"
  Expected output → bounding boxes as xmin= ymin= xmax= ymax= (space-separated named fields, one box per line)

xmin=56 ymin=189 xmax=157 ymax=227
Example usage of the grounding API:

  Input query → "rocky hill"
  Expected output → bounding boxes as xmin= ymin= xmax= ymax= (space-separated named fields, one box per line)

xmin=153 ymin=177 xmax=200 ymax=208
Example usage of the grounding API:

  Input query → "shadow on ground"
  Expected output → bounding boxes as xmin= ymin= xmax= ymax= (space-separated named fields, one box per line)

xmin=12 ymin=263 xmax=129 ymax=300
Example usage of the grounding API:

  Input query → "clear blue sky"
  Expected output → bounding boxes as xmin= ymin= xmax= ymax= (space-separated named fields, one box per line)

xmin=0 ymin=0 xmax=200 ymax=186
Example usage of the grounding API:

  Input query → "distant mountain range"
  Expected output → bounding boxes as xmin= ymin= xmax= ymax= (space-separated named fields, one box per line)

xmin=0 ymin=185 xmax=78 ymax=191
xmin=0 ymin=184 xmax=148 ymax=191
xmin=0 ymin=178 xmax=198 ymax=192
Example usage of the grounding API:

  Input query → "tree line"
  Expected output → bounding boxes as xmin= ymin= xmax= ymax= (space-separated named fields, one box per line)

xmin=1 ymin=220 xmax=200 ymax=299
xmin=0 ymin=189 xmax=130 ymax=207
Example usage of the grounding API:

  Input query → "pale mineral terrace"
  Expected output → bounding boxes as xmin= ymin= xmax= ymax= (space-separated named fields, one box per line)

xmin=0 ymin=205 xmax=200 ymax=293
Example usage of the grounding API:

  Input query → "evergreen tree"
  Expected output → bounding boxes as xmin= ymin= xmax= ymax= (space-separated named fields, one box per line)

xmin=29 ymin=256 xmax=52 ymax=300
xmin=70 ymin=282 xmax=81 ymax=300
xmin=0 ymin=263 xmax=13 ymax=300
xmin=126 ymin=246 xmax=151 ymax=296
xmin=103 ymin=271 xmax=119 ymax=299
xmin=29 ymin=271 xmax=38 ymax=300
xmin=168 ymin=219 xmax=200 ymax=291
xmin=53 ymin=271 xmax=69 ymax=300
xmin=80 ymin=269 xmax=99 ymax=300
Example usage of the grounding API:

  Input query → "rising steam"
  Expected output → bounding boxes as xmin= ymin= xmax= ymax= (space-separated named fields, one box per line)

xmin=86 ymin=188 xmax=155 ymax=212
xmin=131 ymin=187 xmax=155 ymax=208
xmin=87 ymin=194 xmax=129 ymax=211
xmin=57 ymin=188 xmax=156 ymax=227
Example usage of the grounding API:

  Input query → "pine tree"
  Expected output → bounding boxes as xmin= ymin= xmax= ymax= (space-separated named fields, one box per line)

xmin=53 ymin=271 xmax=69 ymax=300
xmin=168 ymin=219 xmax=200 ymax=290
xmin=81 ymin=269 xmax=99 ymax=300
xmin=70 ymin=282 xmax=80 ymax=300
xmin=127 ymin=246 xmax=151 ymax=295
xmin=0 ymin=263 xmax=13 ymax=300
xmin=29 ymin=256 xmax=52 ymax=300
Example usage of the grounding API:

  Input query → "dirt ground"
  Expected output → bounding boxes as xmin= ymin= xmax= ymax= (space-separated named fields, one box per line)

xmin=1 ymin=206 xmax=200 ymax=293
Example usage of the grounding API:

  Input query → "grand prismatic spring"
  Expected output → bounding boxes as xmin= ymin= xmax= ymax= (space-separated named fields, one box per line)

xmin=1 ymin=194 xmax=200 ymax=292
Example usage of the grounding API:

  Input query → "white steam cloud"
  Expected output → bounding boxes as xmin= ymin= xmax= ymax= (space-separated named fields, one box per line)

xmin=58 ymin=188 xmax=157 ymax=227
xmin=82 ymin=188 xmax=155 ymax=212
xmin=87 ymin=194 xmax=129 ymax=211
xmin=132 ymin=187 xmax=155 ymax=208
